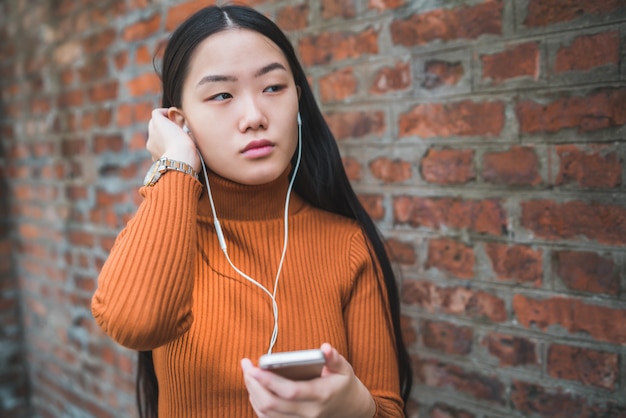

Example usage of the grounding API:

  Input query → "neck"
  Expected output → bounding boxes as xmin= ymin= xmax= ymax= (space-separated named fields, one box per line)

xmin=197 ymin=166 xmax=305 ymax=221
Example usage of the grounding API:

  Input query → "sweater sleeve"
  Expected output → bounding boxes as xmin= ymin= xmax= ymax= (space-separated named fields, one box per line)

xmin=345 ymin=231 xmax=404 ymax=418
xmin=91 ymin=171 xmax=203 ymax=350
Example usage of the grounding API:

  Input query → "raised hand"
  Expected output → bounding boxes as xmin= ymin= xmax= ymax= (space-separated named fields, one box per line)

xmin=147 ymin=107 xmax=200 ymax=171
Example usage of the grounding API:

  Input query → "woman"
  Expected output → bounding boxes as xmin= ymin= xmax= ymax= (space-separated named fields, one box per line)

xmin=92 ymin=4 xmax=412 ymax=417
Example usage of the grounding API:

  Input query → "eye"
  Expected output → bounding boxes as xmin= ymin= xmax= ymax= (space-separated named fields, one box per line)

xmin=208 ymin=92 xmax=232 ymax=101
xmin=264 ymin=84 xmax=286 ymax=93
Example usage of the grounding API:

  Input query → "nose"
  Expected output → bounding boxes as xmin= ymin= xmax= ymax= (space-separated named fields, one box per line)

xmin=238 ymin=95 xmax=267 ymax=132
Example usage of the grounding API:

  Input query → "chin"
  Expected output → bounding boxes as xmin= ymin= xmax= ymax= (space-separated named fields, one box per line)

xmin=236 ymin=167 xmax=285 ymax=186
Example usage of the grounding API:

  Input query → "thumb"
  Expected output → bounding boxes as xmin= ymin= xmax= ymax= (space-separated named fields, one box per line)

xmin=320 ymin=343 xmax=350 ymax=376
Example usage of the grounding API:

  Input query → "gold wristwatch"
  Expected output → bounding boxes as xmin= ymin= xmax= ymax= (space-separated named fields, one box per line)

xmin=143 ymin=157 xmax=199 ymax=187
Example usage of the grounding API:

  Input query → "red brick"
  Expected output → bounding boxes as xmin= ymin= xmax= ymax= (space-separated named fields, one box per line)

xmin=166 ymin=0 xmax=215 ymax=31
xmin=76 ymin=9 xmax=112 ymax=29
xmin=399 ymin=100 xmax=505 ymax=138
xmin=68 ymin=230 xmax=94 ymax=247
xmin=9 ymin=143 xmax=29 ymax=159
xmin=413 ymin=355 xmax=505 ymax=402
xmin=511 ymin=380 xmax=589 ymax=417
xmin=88 ymin=81 xmax=118 ymax=103
xmin=547 ymin=344 xmax=618 ymax=390
xmin=481 ymin=42 xmax=540 ymax=83
xmin=130 ymin=131 xmax=148 ymax=151
xmin=61 ymin=138 xmax=87 ymax=157
xmin=135 ymin=44 xmax=152 ymax=65
xmin=74 ymin=274 xmax=96 ymax=293
xmin=403 ymin=280 xmax=507 ymax=322
xmin=114 ymin=51 xmax=128 ymax=71
xmin=481 ymin=333 xmax=537 ymax=367
xmin=83 ymin=28 xmax=116 ymax=54
xmin=521 ymin=199 xmax=626 ymax=246
xmin=390 ymin=1 xmax=502 ymax=46
xmin=81 ymin=112 xmax=94 ymax=131
xmin=516 ymin=89 xmax=626 ymax=134
xmin=421 ymin=148 xmax=475 ymax=185
xmin=513 ymin=294 xmax=626 ymax=344
xmin=369 ymin=157 xmax=412 ymax=183
xmin=118 ymin=101 xmax=154 ymax=128
xmin=555 ymin=31 xmax=619 ymax=73
xmin=57 ymin=90 xmax=84 ymax=107
xmin=485 ymin=243 xmax=542 ymax=287
xmin=276 ymin=4 xmax=308 ymax=31
xmin=123 ymin=13 xmax=161 ymax=42
xmin=324 ymin=110 xmax=385 ymax=139
xmin=59 ymin=69 xmax=74 ymax=86
xmin=357 ymin=193 xmax=384 ymax=221
xmin=368 ymin=0 xmax=405 ymax=12
xmin=100 ymin=236 xmax=117 ymax=253
xmin=319 ymin=67 xmax=357 ymax=102
xmin=96 ymin=190 xmax=126 ymax=207
xmin=298 ymin=28 xmax=379 ymax=66
xmin=421 ymin=319 xmax=473 ymax=355
xmin=126 ymin=72 xmax=160 ymax=97
xmin=422 ymin=60 xmax=464 ymax=89
xmin=32 ymin=142 xmax=54 ymax=158
xmin=93 ymin=134 xmax=124 ymax=154
xmin=426 ymin=238 xmax=475 ymax=279
xmin=554 ymin=250 xmax=619 ymax=296
xmin=385 ymin=238 xmax=416 ymax=265
xmin=393 ymin=196 xmax=506 ymax=236
xmin=65 ymin=186 xmax=87 ymax=201
xmin=400 ymin=314 xmax=417 ymax=346
xmin=94 ymin=108 xmax=112 ymax=128
xmin=555 ymin=144 xmax=621 ymax=188
xmin=370 ymin=61 xmax=411 ymax=94
xmin=134 ymin=101 xmax=153 ymax=122
xmin=342 ymin=157 xmax=362 ymax=181
xmin=431 ymin=403 xmax=475 ymax=418
xmin=30 ymin=98 xmax=51 ymax=113
xmin=482 ymin=146 xmax=541 ymax=186
xmin=524 ymin=0 xmax=625 ymax=27
xmin=321 ymin=0 xmax=356 ymax=19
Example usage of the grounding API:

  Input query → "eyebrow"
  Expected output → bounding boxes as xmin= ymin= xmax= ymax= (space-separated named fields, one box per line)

xmin=196 ymin=62 xmax=288 ymax=88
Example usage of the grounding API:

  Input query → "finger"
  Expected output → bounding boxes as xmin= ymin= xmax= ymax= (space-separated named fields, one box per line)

xmin=255 ymin=368 xmax=311 ymax=398
xmin=320 ymin=343 xmax=350 ymax=376
xmin=151 ymin=108 xmax=168 ymax=118
xmin=241 ymin=359 xmax=300 ymax=418
xmin=240 ymin=358 xmax=316 ymax=404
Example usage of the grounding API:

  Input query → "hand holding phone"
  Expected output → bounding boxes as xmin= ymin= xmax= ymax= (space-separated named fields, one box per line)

xmin=258 ymin=349 xmax=326 ymax=381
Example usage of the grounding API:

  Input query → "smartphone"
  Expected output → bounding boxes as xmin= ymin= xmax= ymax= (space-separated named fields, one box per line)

xmin=258 ymin=349 xmax=326 ymax=381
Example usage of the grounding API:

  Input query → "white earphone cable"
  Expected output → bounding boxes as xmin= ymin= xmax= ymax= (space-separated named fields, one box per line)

xmin=196 ymin=114 xmax=302 ymax=354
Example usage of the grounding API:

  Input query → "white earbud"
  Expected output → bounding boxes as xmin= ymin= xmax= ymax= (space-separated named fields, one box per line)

xmin=183 ymin=124 xmax=190 ymax=134
xmin=297 ymin=112 xmax=301 ymax=126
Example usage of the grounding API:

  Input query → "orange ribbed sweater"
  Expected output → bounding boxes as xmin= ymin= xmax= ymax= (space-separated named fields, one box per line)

xmin=92 ymin=168 xmax=403 ymax=417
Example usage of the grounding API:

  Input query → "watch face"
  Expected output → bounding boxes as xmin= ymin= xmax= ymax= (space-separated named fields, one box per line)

xmin=143 ymin=160 xmax=161 ymax=186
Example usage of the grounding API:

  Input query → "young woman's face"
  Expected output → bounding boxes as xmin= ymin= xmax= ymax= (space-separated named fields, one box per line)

xmin=179 ymin=29 xmax=300 ymax=185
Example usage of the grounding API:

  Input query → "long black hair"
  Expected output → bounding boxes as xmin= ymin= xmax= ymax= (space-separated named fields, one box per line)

xmin=137 ymin=5 xmax=412 ymax=417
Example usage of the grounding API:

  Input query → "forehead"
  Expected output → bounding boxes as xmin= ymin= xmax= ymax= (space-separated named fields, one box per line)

xmin=185 ymin=28 xmax=292 ymax=85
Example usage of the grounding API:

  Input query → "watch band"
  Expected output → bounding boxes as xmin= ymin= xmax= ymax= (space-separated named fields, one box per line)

xmin=144 ymin=157 xmax=199 ymax=187
xmin=158 ymin=157 xmax=198 ymax=179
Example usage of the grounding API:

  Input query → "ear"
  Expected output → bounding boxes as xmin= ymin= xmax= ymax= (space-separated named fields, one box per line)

xmin=167 ymin=107 xmax=186 ymax=128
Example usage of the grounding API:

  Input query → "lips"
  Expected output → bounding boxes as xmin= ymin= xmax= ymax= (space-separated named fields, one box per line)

xmin=241 ymin=139 xmax=275 ymax=158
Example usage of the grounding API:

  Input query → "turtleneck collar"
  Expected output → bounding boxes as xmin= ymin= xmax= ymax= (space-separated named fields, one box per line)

xmin=197 ymin=166 xmax=306 ymax=221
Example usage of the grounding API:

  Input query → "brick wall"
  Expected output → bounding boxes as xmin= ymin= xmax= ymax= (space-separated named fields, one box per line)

xmin=0 ymin=101 xmax=31 ymax=416
xmin=0 ymin=0 xmax=625 ymax=417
